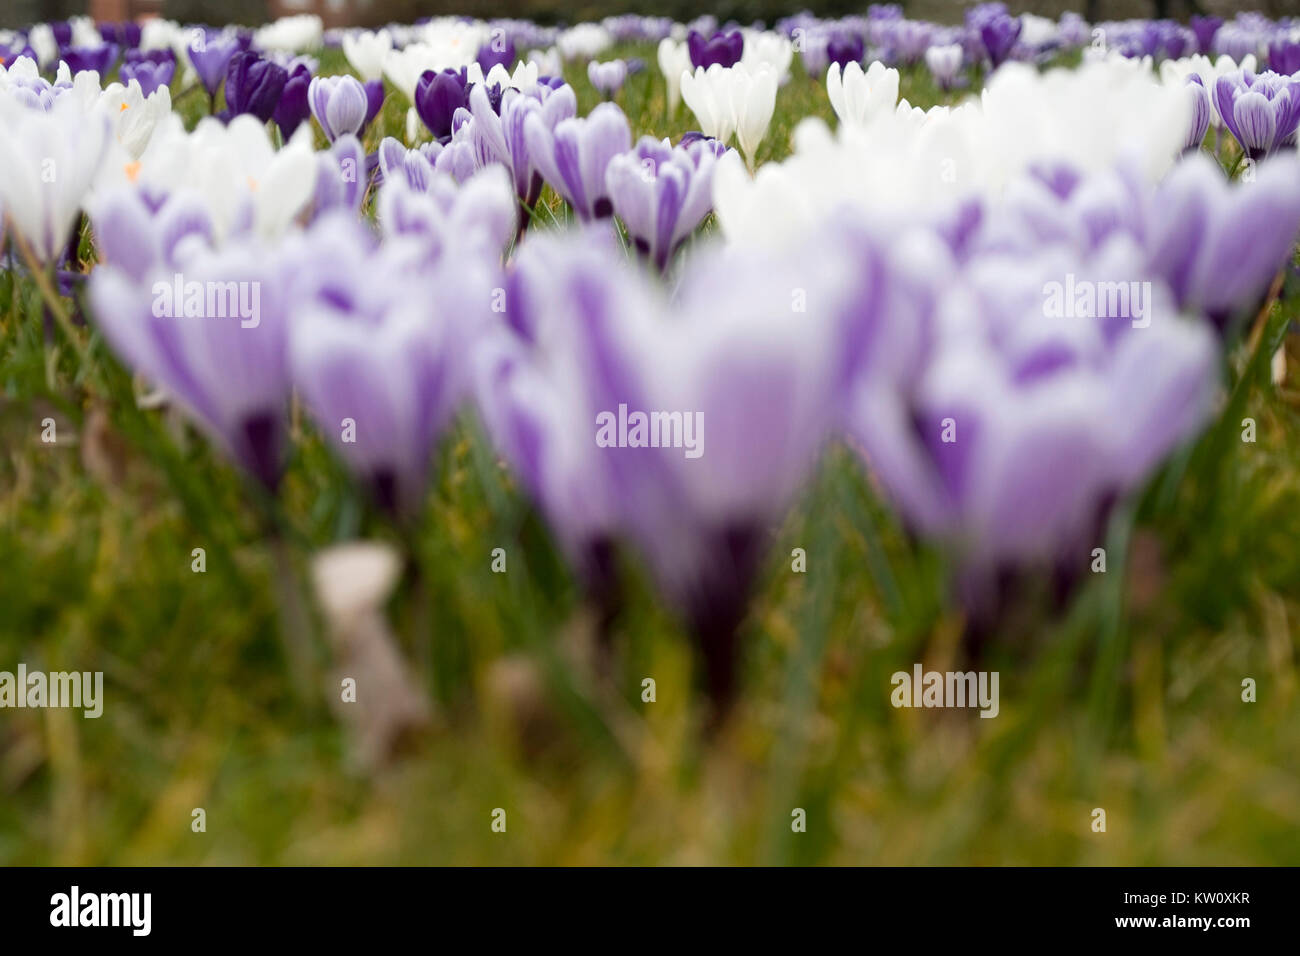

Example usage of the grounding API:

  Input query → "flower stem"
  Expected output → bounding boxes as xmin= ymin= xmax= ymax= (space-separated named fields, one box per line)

xmin=7 ymin=220 xmax=89 ymax=366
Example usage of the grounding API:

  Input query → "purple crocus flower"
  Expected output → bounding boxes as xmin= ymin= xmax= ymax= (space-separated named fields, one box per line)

xmin=524 ymin=102 xmax=631 ymax=221
xmin=415 ymin=68 xmax=469 ymax=143
xmin=1190 ymin=16 xmax=1223 ymax=56
xmin=1268 ymin=38 xmax=1300 ymax=77
xmin=847 ymin=230 xmax=1218 ymax=624
xmin=223 ymin=52 xmax=288 ymax=125
xmin=188 ymin=30 xmax=241 ymax=99
xmin=1145 ymin=151 xmax=1300 ymax=332
xmin=285 ymin=213 xmax=499 ymax=515
xmin=274 ymin=62 xmax=313 ymax=140
xmin=978 ymin=14 xmax=1022 ymax=69
xmin=687 ymin=29 xmax=744 ymax=70
xmin=925 ymin=43 xmax=965 ymax=91
xmin=826 ymin=32 xmax=865 ymax=70
xmin=799 ymin=32 xmax=830 ymax=78
xmin=476 ymin=229 xmax=872 ymax=712
xmin=605 ymin=136 xmax=723 ymax=271
xmin=61 ymin=43 xmax=117 ymax=76
xmin=88 ymin=189 xmax=290 ymax=490
xmin=363 ymin=78 xmax=384 ymax=131
xmin=588 ymin=59 xmax=628 ymax=98
xmin=477 ymin=36 xmax=517 ymax=74
xmin=308 ymin=74 xmax=368 ymax=142
xmin=311 ymin=135 xmax=367 ymax=216
xmin=1214 ymin=70 xmax=1300 ymax=160
xmin=120 ymin=55 xmax=175 ymax=97
xmin=462 ymin=80 xmax=577 ymax=212
xmin=1183 ymin=76 xmax=1212 ymax=154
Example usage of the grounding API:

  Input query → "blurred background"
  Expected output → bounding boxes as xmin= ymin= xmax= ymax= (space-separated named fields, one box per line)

xmin=3 ymin=1 xmax=1292 ymax=32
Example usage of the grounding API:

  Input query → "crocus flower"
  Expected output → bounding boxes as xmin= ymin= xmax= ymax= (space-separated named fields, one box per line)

xmin=826 ymin=60 xmax=900 ymax=129
xmin=274 ymin=61 xmax=313 ymax=140
xmin=414 ymin=68 xmax=468 ymax=143
xmin=1213 ymin=70 xmax=1300 ymax=160
xmin=308 ymin=74 xmax=369 ymax=142
xmin=311 ymin=135 xmax=367 ymax=216
xmin=1145 ymin=151 xmax=1300 ymax=332
xmin=464 ymin=79 xmax=577 ymax=210
xmin=223 ymin=52 xmax=288 ymax=125
xmin=0 ymin=96 xmax=110 ymax=262
xmin=1182 ymin=76 xmax=1211 ymax=153
xmin=687 ymin=29 xmax=744 ymax=70
xmin=61 ymin=43 xmax=117 ymax=77
xmin=587 ymin=59 xmax=628 ymax=99
xmin=826 ymin=32 xmax=865 ymax=70
xmin=1190 ymin=15 xmax=1222 ymax=55
xmin=88 ymin=209 xmax=291 ymax=490
xmin=341 ymin=28 xmax=392 ymax=82
xmin=477 ymin=36 xmax=517 ymax=74
xmin=285 ymin=213 xmax=498 ymax=515
xmin=525 ymin=102 xmax=630 ymax=220
xmin=657 ymin=37 xmax=691 ymax=115
xmin=1267 ymin=38 xmax=1300 ymax=78
xmin=120 ymin=53 xmax=175 ymax=97
xmin=847 ymin=231 xmax=1218 ymax=621
xmin=681 ymin=63 xmax=778 ymax=165
xmin=375 ymin=164 xmax=515 ymax=264
xmin=605 ymin=135 xmax=724 ymax=271
xmin=978 ymin=13 xmax=1023 ymax=69
xmin=925 ymin=43 xmax=964 ymax=90
xmin=188 ymin=30 xmax=240 ymax=99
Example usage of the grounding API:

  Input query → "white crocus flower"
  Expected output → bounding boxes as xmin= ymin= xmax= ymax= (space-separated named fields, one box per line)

xmin=658 ymin=37 xmax=691 ymax=115
xmin=0 ymin=96 xmax=111 ymax=261
xmin=681 ymin=64 xmax=737 ymax=144
xmin=682 ymin=64 xmax=778 ymax=168
xmin=254 ymin=14 xmax=324 ymax=54
xmin=731 ymin=64 xmax=779 ymax=166
xmin=826 ymin=60 xmax=900 ymax=129
xmin=98 ymin=80 xmax=172 ymax=160
xmin=127 ymin=115 xmax=318 ymax=241
xmin=342 ymin=29 xmax=394 ymax=82
xmin=741 ymin=30 xmax=793 ymax=84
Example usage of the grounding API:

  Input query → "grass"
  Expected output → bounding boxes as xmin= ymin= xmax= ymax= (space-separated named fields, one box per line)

xmin=0 ymin=43 xmax=1298 ymax=865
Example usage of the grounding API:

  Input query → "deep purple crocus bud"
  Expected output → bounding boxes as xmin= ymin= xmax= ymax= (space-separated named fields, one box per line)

xmin=62 ymin=43 xmax=118 ymax=76
xmin=308 ymin=74 xmax=368 ymax=142
xmin=826 ymin=32 xmax=865 ymax=70
xmin=224 ymin=52 xmax=288 ymax=125
xmin=687 ymin=29 xmax=744 ymax=70
xmin=1268 ymin=39 xmax=1300 ymax=78
xmin=274 ymin=62 xmax=313 ymax=140
xmin=363 ymin=78 xmax=384 ymax=132
xmin=980 ymin=15 xmax=1022 ymax=69
xmin=415 ymin=68 xmax=468 ymax=143
xmin=477 ymin=36 xmax=516 ymax=73
xmin=188 ymin=30 xmax=240 ymax=98
xmin=1190 ymin=15 xmax=1222 ymax=56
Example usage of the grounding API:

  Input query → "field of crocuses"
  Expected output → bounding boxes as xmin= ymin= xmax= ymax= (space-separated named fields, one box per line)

xmin=0 ymin=6 xmax=1298 ymax=867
